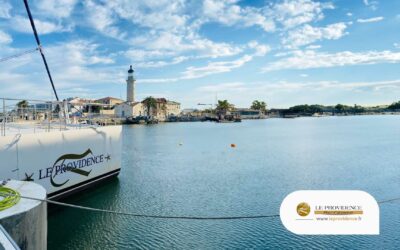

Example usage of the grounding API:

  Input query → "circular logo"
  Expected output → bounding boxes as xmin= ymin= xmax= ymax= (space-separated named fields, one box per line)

xmin=297 ymin=202 xmax=311 ymax=217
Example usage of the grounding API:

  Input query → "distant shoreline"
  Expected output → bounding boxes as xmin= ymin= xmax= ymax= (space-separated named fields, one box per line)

xmin=119 ymin=112 xmax=400 ymax=125
xmin=269 ymin=111 xmax=400 ymax=119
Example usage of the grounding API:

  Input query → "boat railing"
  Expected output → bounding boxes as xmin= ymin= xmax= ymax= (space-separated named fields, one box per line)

xmin=0 ymin=97 xmax=119 ymax=136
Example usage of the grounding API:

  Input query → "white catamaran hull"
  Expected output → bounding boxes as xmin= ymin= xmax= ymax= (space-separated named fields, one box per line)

xmin=0 ymin=126 xmax=122 ymax=199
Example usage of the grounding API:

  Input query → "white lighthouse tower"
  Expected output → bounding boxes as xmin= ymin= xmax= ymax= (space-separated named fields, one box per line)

xmin=126 ymin=65 xmax=135 ymax=103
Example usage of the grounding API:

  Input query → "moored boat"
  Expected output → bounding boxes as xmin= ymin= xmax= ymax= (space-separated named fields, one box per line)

xmin=0 ymin=101 xmax=122 ymax=200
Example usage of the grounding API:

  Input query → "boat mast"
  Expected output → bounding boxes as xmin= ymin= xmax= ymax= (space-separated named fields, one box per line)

xmin=22 ymin=0 xmax=59 ymax=101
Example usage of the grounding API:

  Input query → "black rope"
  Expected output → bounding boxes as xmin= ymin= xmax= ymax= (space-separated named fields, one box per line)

xmin=0 ymin=47 xmax=39 ymax=63
xmin=23 ymin=0 xmax=59 ymax=101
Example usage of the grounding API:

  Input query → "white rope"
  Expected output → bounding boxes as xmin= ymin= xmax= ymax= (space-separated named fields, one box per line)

xmin=21 ymin=195 xmax=279 ymax=220
xmin=1 ymin=191 xmax=398 ymax=220
xmin=15 ymin=194 xmax=400 ymax=220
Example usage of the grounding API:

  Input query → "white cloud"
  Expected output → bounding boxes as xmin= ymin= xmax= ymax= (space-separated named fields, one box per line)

xmin=138 ymin=54 xmax=255 ymax=82
xmin=182 ymin=55 xmax=253 ymax=79
xmin=272 ymin=0 xmax=334 ymax=29
xmin=263 ymin=50 xmax=400 ymax=71
xmin=96 ymin=0 xmax=335 ymax=41
xmin=200 ymin=0 xmax=335 ymax=32
xmin=347 ymin=12 xmax=353 ymax=17
xmin=306 ymin=45 xmax=321 ymax=50
xmin=363 ymin=0 xmax=379 ymax=10
xmin=45 ymin=42 xmax=118 ymax=91
xmin=131 ymin=31 xmax=242 ymax=59
xmin=274 ymin=51 xmax=292 ymax=57
xmin=300 ymin=74 xmax=308 ymax=77
xmin=84 ymin=0 xmax=126 ymax=40
xmin=139 ymin=42 xmax=270 ymax=79
xmin=13 ymin=15 xmax=70 ymax=34
xmin=357 ymin=17 xmax=384 ymax=23
xmin=127 ymin=40 xmax=269 ymax=69
xmin=202 ymin=0 xmax=241 ymax=25
xmin=394 ymin=43 xmax=400 ymax=49
xmin=136 ymin=56 xmax=189 ymax=68
xmin=0 ymin=39 xmax=119 ymax=101
xmin=197 ymin=82 xmax=247 ymax=93
xmin=0 ymin=0 xmax=12 ymax=18
xmin=283 ymin=22 xmax=347 ymax=48
xmin=0 ymin=30 xmax=12 ymax=44
xmin=77 ymin=0 xmax=337 ymax=68
xmin=125 ymin=49 xmax=176 ymax=62
xmin=45 ymin=40 xmax=115 ymax=67
xmin=247 ymin=41 xmax=271 ymax=56
xmin=35 ymin=0 xmax=78 ymax=19
xmin=106 ymin=0 xmax=188 ymax=32
xmin=202 ymin=0 xmax=275 ymax=32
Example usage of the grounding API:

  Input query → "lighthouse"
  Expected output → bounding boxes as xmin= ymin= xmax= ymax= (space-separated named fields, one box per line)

xmin=126 ymin=65 xmax=135 ymax=103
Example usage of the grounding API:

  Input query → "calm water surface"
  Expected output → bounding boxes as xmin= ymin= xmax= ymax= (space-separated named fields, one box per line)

xmin=48 ymin=116 xmax=400 ymax=249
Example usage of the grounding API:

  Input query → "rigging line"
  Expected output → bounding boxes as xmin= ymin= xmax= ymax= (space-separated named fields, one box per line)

xmin=1 ymin=193 xmax=399 ymax=220
xmin=0 ymin=47 xmax=39 ymax=63
xmin=23 ymin=0 xmax=59 ymax=101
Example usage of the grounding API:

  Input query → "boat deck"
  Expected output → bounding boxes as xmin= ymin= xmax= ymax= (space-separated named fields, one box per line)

xmin=1 ymin=122 xmax=97 ymax=136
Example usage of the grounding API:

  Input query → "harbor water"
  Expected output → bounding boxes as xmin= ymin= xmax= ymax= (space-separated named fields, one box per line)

xmin=48 ymin=116 xmax=400 ymax=249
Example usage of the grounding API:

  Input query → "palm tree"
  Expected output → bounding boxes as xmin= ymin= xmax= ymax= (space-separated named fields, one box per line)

xmin=251 ymin=100 xmax=267 ymax=112
xmin=216 ymin=100 xmax=233 ymax=112
xmin=142 ymin=96 xmax=157 ymax=117
xmin=216 ymin=100 xmax=234 ymax=119
xmin=17 ymin=100 xmax=29 ymax=109
xmin=16 ymin=100 xmax=29 ymax=116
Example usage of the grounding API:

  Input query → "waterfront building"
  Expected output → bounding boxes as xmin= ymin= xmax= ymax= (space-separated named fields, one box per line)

xmin=146 ymin=98 xmax=180 ymax=121
xmin=115 ymin=102 xmax=145 ymax=118
xmin=67 ymin=97 xmax=94 ymax=115
xmin=114 ymin=66 xmax=181 ymax=121
xmin=115 ymin=98 xmax=181 ymax=121
xmin=95 ymin=97 xmax=124 ymax=106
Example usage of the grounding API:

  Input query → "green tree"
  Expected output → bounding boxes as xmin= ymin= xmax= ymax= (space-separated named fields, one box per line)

xmin=17 ymin=100 xmax=29 ymax=108
xmin=353 ymin=104 xmax=365 ymax=113
xmin=216 ymin=100 xmax=233 ymax=112
xmin=142 ymin=96 xmax=157 ymax=117
xmin=287 ymin=104 xmax=323 ymax=114
xmin=388 ymin=101 xmax=400 ymax=110
xmin=251 ymin=100 xmax=267 ymax=112
xmin=335 ymin=104 xmax=346 ymax=113
xmin=16 ymin=100 xmax=29 ymax=115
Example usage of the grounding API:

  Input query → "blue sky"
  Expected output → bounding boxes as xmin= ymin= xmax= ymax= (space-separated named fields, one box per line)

xmin=0 ymin=0 xmax=399 ymax=108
